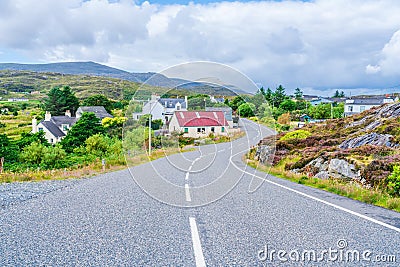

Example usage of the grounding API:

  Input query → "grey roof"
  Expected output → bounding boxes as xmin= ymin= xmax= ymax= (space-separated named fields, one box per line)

xmin=50 ymin=116 xmax=77 ymax=128
xmin=158 ymin=98 xmax=187 ymax=109
xmin=77 ymin=106 xmax=113 ymax=120
xmin=206 ymin=107 xmax=233 ymax=121
xmin=40 ymin=121 xmax=66 ymax=138
xmin=347 ymin=97 xmax=390 ymax=105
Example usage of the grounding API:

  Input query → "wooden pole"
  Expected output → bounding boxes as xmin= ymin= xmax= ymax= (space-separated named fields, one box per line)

xmin=0 ymin=157 xmax=4 ymax=174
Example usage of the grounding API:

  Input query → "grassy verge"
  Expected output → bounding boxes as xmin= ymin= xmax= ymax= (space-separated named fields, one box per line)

xmin=245 ymin=157 xmax=400 ymax=213
xmin=0 ymin=147 xmax=193 ymax=183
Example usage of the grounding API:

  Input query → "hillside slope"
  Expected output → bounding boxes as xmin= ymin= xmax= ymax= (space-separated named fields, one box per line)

xmin=253 ymin=102 xmax=400 ymax=189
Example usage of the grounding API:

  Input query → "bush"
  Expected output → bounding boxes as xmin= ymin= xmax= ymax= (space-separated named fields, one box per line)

xmin=280 ymin=130 xmax=311 ymax=141
xmin=387 ymin=165 xmax=400 ymax=196
xmin=85 ymin=134 xmax=110 ymax=157
xmin=277 ymin=112 xmax=291 ymax=125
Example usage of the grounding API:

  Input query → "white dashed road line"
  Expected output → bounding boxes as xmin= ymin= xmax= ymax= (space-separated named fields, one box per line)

xmin=189 ymin=217 xmax=206 ymax=267
xmin=185 ymin=183 xmax=192 ymax=202
xmin=185 ymin=172 xmax=190 ymax=180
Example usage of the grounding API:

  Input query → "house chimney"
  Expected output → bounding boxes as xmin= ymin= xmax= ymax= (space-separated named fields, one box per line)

xmin=32 ymin=118 xmax=37 ymax=133
xmin=65 ymin=110 xmax=71 ymax=117
xmin=45 ymin=111 xmax=51 ymax=121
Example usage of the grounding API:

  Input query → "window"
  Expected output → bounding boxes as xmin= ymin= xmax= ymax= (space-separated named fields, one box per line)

xmin=184 ymin=128 xmax=188 ymax=133
xmin=62 ymin=124 xmax=68 ymax=131
xmin=176 ymin=105 xmax=181 ymax=111
xmin=211 ymin=127 xmax=215 ymax=132
xmin=38 ymin=127 xmax=43 ymax=131
xmin=348 ymin=106 xmax=353 ymax=112
xmin=50 ymin=138 xmax=54 ymax=143
xmin=197 ymin=128 xmax=205 ymax=133
xmin=360 ymin=106 xmax=365 ymax=112
xmin=221 ymin=127 xmax=225 ymax=133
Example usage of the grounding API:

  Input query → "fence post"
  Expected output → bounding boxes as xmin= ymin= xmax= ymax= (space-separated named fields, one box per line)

xmin=0 ymin=157 xmax=4 ymax=174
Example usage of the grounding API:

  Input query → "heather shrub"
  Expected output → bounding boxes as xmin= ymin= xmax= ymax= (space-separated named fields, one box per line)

xmin=280 ymin=130 xmax=311 ymax=141
xmin=387 ymin=165 xmax=400 ymax=196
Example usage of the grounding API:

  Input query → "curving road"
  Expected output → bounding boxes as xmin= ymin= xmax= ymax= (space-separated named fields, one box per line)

xmin=1 ymin=119 xmax=399 ymax=266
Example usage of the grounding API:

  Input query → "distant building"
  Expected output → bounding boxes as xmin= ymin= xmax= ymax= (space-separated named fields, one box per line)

xmin=76 ymin=106 xmax=113 ymax=120
xmin=205 ymin=106 xmax=233 ymax=128
xmin=302 ymin=95 xmax=320 ymax=102
xmin=309 ymin=97 xmax=333 ymax=106
xmin=8 ymin=98 xmax=28 ymax=102
xmin=32 ymin=106 xmax=112 ymax=144
xmin=344 ymin=97 xmax=395 ymax=117
xmin=169 ymin=111 xmax=229 ymax=138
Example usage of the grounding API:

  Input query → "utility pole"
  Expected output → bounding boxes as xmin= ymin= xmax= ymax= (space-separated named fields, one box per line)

xmin=148 ymin=102 xmax=152 ymax=155
xmin=330 ymin=103 xmax=333 ymax=119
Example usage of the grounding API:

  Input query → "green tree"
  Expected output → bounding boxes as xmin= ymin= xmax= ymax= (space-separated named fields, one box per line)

xmin=279 ymin=99 xmax=296 ymax=112
xmin=82 ymin=94 xmax=114 ymax=113
xmin=272 ymin=85 xmax=287 ymax=108
xmin=85 ymin=134 xmax=110 ymax=157
xmin=238 ymin=103 xmax=255 ymax=117
xmin=308 ymin=103 xmax=331 ymax=119
xmin=123 ymin=126 xmax=150 ymax=153
xmin=265 ymin=87 xmax=273 ymax=104
xmin=294 ymin=88 xmax=303 ymax=100
xmin=43 ymin=86 xmax=79 ymax=115
xmin=61 ymin=112 xmax=105 ymax=152
xmin=333 ymin=90 xmax=340 ymax=97
xmin=0 ymin=134 xmax=19 ymax=163
xmin=17 ymin=132 xmax=49 ymax=150
xmin=229 ymin=96 xmax=245 ymax=111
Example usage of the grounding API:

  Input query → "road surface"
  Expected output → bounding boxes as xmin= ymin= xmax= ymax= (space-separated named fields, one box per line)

xmin=1 ymin=119 xmax=399 ymax=266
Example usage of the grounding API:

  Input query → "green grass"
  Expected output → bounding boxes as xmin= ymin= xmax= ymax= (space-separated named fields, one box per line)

xmin=246 ymin=158 xmax=400 ymax=213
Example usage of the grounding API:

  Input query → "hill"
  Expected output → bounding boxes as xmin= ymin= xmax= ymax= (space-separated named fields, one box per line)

xmin=0 ymin=70 xmax=148 ymax=101
xmin=0 ymin=62 xmax=247 ymax=95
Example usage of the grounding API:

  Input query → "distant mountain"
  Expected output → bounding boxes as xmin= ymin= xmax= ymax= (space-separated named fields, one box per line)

xmin=0 ymin=61 xmax=247 ymax=95
xmin=0 ymin=61 xmax=182 ymax=87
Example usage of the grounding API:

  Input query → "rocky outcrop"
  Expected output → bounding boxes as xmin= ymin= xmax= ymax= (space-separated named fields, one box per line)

xmin=328 ymin=158 xmax=360 ymax=180
xmin=302 ymin=157 xmax=363 ymax=182
xmin=339 ymin=133 xmax=397 ymax=149
xmin=254 ymin=145 xmax=275 ymax=164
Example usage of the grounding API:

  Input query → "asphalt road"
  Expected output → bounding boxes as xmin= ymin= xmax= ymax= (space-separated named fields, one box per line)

xmin=1 ymin=119 xmax=399 ymax=266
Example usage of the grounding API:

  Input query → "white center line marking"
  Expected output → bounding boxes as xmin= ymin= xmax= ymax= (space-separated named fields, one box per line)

xmin=189 ymin=217 xmax=206 ymax=267
xmin=185 ymin=184 xmax=192 ymax=202
xmin=188 ymin=165 xmax=193 ymax=171
xmin=185 ymin=172 xmax=190 ymax=180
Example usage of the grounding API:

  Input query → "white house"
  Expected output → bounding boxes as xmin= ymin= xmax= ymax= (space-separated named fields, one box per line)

xmin=344 ymin=97 xmax=395 ymax=117
xmin=168 ymin=111 xmax=229 ymax=138
xmin=136 ymin=94 xmax=188 ymax=124
xmin=32 ymin=106 xmax=113 ymax=144
xmin=32 ymin=110 xmax=77 ymax=144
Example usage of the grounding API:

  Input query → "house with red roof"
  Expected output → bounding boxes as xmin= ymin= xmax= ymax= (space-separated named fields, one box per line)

xmin=169 ymin=111 xmax=229 ymax=138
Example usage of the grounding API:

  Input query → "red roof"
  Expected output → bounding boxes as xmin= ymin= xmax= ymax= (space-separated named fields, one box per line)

xmin=174 ymin=111 xmax=229 ymax=127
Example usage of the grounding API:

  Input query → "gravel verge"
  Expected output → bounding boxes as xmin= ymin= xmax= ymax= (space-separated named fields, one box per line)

xmin=0 ymin=179 xmax=84 ymax=210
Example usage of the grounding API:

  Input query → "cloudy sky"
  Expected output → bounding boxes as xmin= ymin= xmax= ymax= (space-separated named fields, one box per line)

xmin=1 ymin=0 xmax=400 ymax=96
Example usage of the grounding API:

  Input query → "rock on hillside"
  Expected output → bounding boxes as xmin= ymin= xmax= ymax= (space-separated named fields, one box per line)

xmin=339 ymin=133 xmax=397 ymax=149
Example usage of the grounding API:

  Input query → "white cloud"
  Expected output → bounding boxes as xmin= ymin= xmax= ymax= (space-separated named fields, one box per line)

xmin=1 ymin=0 xmax=400 ymax=92
xmin=369 ymin=30 xmax=400 ymax=76
xmin=366 ymin=64 xmax=381 ymax=74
